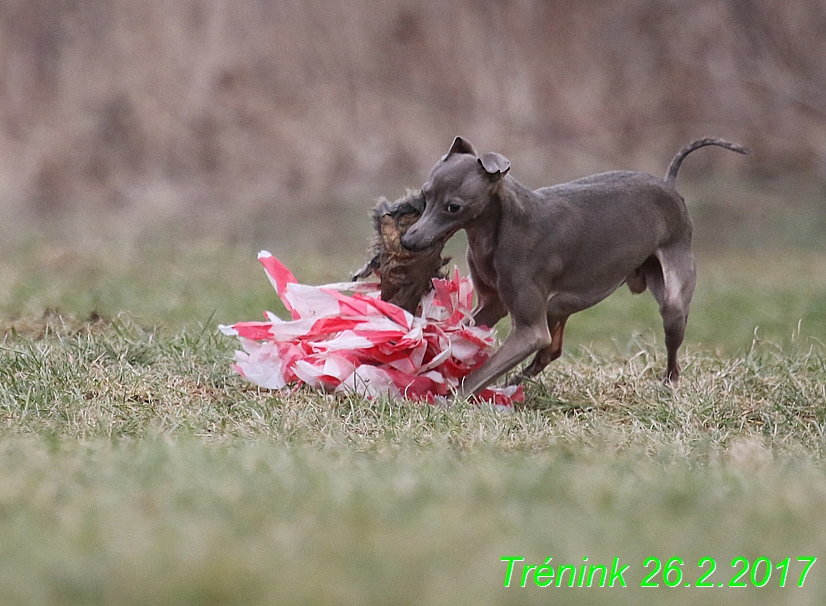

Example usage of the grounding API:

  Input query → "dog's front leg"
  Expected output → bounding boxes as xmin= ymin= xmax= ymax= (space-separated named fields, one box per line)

xmin=473 ymin=297 xmax=507 ymax=330
xmin=470 ymin=274 xmax=507 ymax=329
xmin=458 ymin=321 xmax=551 ymax=397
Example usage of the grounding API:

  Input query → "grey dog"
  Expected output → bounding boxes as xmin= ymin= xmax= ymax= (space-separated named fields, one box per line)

xmin=401 ymin=136 xmax=749 ymax=397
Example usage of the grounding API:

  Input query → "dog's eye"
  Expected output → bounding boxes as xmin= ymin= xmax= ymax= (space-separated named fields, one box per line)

xmin=445 ymin=202 xmax=461 ymax=214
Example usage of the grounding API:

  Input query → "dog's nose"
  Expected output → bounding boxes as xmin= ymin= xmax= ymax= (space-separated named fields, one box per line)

xmin=401 ymin=227 xmax=430 ymax=251
xmin=400 ymin=233 xmax=418 ymax=251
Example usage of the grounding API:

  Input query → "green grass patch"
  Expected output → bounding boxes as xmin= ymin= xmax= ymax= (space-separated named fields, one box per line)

xmin=1 ymin=239 xmax=826 ymax=604
xmin=0 ymin=312 xmax=824 ymax=604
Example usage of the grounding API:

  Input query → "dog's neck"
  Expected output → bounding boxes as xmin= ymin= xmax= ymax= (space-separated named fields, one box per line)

xmin=466 ymin=176 xmax=534 ymax=240
xmin=499 ymin=176 xmax=535 ymax=213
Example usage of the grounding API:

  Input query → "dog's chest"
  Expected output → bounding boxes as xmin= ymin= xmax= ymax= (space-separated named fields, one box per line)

xmin=466 ymin=235 xmax=500 ymax=292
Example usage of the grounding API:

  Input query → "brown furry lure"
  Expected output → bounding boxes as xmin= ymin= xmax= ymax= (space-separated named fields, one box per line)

xmin=353 ymin=190 xmax=449 ymax=314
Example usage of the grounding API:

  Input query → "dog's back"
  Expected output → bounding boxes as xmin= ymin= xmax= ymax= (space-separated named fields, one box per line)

xmin=533 ymin=170 xmax=692 ymax=253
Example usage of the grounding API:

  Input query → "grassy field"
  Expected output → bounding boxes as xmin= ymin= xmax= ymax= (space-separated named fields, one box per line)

xmin=1 ymin=233 xmax=825 ymax=605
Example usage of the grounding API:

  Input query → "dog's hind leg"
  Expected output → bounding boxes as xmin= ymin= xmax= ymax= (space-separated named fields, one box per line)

xmin=508 ymin=315 xmax=568 ymax=385
xmin=649 ymin=246 xmax=696 ymax=385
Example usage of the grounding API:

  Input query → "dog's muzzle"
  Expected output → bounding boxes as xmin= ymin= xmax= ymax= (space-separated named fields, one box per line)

xmin=400 ymin=231 xmax=430 ymax=252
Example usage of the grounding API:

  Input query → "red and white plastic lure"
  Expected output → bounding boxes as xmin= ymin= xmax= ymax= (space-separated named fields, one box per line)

xmin=220 ymin=251 xmax=523 ymax=406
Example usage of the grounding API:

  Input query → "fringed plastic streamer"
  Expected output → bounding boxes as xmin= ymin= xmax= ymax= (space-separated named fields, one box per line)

xmin=220 ymin=251 xmax=523 ymax=406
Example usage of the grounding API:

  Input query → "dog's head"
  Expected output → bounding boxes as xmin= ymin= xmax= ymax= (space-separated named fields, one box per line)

xmin=400 ymin=137 xmax=510 ymax=251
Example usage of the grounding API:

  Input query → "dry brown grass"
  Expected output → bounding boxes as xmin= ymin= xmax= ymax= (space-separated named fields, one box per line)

xmin=1 ymin=0 xmax=824 ymax=239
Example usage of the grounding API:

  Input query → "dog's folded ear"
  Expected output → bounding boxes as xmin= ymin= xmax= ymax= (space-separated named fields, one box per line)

xmin=478 ymin=152 xmax=510 ymax=180
xmin=446 ymin=136 xmax=477 ymax=157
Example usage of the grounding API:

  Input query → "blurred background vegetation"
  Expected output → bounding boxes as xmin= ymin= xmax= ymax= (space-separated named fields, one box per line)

xmin=0 ymin=0 xmax=825 ymax=346
xmin=1 ymin=0 xmax=824 ymax=249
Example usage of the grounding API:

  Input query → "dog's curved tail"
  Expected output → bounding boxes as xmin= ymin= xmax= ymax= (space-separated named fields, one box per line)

xmin=666 ymin=138 xmax=750 ymax=186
